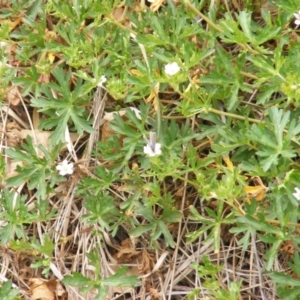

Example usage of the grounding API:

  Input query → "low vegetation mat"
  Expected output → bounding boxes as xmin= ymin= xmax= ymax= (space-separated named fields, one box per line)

xmin=1 ymin=0 xmax=300 ymax=299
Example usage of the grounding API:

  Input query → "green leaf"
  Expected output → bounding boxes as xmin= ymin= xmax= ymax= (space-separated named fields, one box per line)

xmin=247 ymin=55 xmax=278 ymax=76
xmin=269 ymin=272 xmax=300 ymax=287
xmin=236 ymin=11 xmax=253 ymax=42
xmin=265 ymin=239 xmax=282 ymax=270
xmin=102 ymin=267 xmax=139 ymax=287
xmin=137 ymin=34 xmax=166 ymax=46
xmin=96 ymin=284 xmax=108 ymax=300
xmin=26 ymin=0 xmax=43 ymax=19
xmin=0 ymin=281 xmax=20 ymax=300
xmin=268 ymin=107 xmax=289 ymax=147
xmin=47 ymin=112 xmax=70 ymax=143
xmin=129 ymin=224 xmax=154 ymax=237
xmin=237 ymin=215 xmax=282 ymax=236
xmin=62 ymin=272 xmax=92 ymax=286
xmin=227 ymin=82 xmax=239 ymax=110
xmin=157 ymin=221 xmax=175 ymax=248
xmin=279 ymin=287 xmax=300 ymax=300
xmin=256 ymin=151 xmax=279 ymax=171
xmin=31 ymin=234 xmax=54 ymax=257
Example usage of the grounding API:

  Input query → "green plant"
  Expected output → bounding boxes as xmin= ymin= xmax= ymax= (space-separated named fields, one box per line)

xmin=2 ymin=0 xmax=300 ymax=298
xmin=0 ymin=281 xmax=21 ymax=300
xmin=62 ymin=250 xmax=139 ymax=300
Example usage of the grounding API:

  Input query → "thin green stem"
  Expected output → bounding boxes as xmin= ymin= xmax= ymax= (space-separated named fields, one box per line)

xmin=207 ymin=107 xmax=264 ymax=124
xmin=182 ymin=0 xmax=223 ymax=33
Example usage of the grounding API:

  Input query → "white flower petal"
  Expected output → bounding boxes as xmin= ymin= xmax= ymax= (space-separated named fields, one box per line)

xmin=154 ymin=143 xmax=162 ymax=155
xmin=143 ymin=139 xmax=162 ymax=157
xmin=164 ymin=62 xmax=180 ymax=76
xmin=144 ymin=145 xmax=155 ymax=156
xmin=293 ymin=187 xmax=300 ymax=200
xmin=56 ymin=160 xmax=74 ymax=176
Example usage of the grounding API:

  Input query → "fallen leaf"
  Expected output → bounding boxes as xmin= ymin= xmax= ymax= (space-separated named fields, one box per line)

xmin=149 ymin=0 xmax=165 ymax=12
xmin=29 ymin=278 xmax=55 ymax=300
xmin=113 ymin=7 xmax=126 ymax=21
xmin=6 ymin=86 xmax=20 ymax=106
xmin=139 ymin=250 xmax=155 ymax=274
xmin=149 ymin=287 xmax=161 ymax=300
xmin=102 ymin=107 xmax=142 ymax=142
xmin=47 ymin=53 xmax=55 ymax=63
xmin=0 ymin=16 xmax=22 ymax=31
xmin=244 ymin=177 xmax=268 ymax=201
xmin=37 ymin=73 xmax=51 ymax=84
xmin=146 ymin=82 xmax=160 ymax=111
xmin=4 ymin=128 xmax=79 ymax=177
xmin=129 ymin=69 xmax=143 ymax=76
xmin=223 ymin=155 xmax=233 ymax=171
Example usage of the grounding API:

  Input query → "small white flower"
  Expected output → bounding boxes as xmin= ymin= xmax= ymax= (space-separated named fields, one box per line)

xmin=164 ymin=62 xmax=180 ymax=76
xmin=294 ymin=10 xmax=300 ymax=26
xmin=98 ymin=75 xmax=107 ymax=87
xmin=293 ymin=187 xmax=300 ymax=201
xmin=144 ymin=143 xmax=162 ymax=156
xmin=56 ymin=160 xmax=74 ymax=176
xmin=144 ymin=132 xmax=162 ymax=157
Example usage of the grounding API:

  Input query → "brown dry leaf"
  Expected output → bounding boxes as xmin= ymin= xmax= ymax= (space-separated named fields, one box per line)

xmin=29 ymin=278 xmax=55 ymax=300
xmin=139 ymin=250 xmax=155 ymax=274
xmin=101 ymin=120 xmax=116 ymax=142
xmin=113 ymin=7 xmax=126 ymax=21
xmin=149 ymin=0 xmax=165 ymax=12
xmin=55 ymin=281 xmax=66 ymax=297
xmin=32 ymin=108 xmax=40 ymax=129
xmin=0 ymin=106 xmax=29 ymax=129
xmin=6 ymin=85 xmax=21 ymax=106
xmin=290 ymin=31 xmax=298 ymax=43
xmin=116 ymin=247 xmax=140 ymax=262
xmin=146 ymin=82 xmax=160 ymax=111
xmin=116 ymin=238 xmax=140 ymax=263
xmin=112 ymin=6 xmax=132 ymax=28
xmin=102 ymin=107 xmax=142 ymax=142
xmin=17 ymin=130 xmax=78 ymax=149
xmin=47 ymin=53 xmax=55 ymax=63
xmin=0 ymin=123 xmax=22 ymax=147
xmin=37 ymin=73 xmax=51 ymax=84
xmin=149 ymin=287 xmax=161 ymax=300
xmin=5 ymin=158 xmax=23 ymax=178
xmin=231 ymin=0 xmax=241 ymax=10
xmin=223 ymin=155 xmax=233 ymax=171
xmin=4 ymin=128 xmax=79 ymax=177
xmin=30 ymin=278 xmax=66 ymax=300
xmin=280 ymin=240 xmax=295 ymax=256
xmin=244 ymin=185 xmax=267 ymax=201
xmin=1 ymin=131 xmax=22 ymax=147
xmin=0 ymin=16 xmax=22 ymax=31
xmin=174 ymin=185 xmax=184 ymax=197
xmin=244 ymin=177 xmax=268 ymax=201
xmin=44 ymin=29 xmax=57 ymax=42
xmin=0 ymin=122 xmax=22 ymax=147
xmin=129 ymin=69 xmax=143 ymax=76
xmin=6 ymin=122 xmax=22 ymax=131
